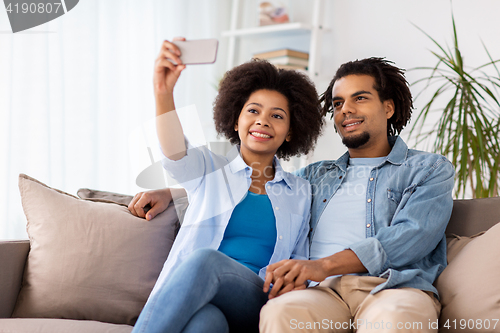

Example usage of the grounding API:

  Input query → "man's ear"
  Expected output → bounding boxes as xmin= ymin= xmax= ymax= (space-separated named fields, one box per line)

xmin=385 ymin=99 xmax=395 ymax=119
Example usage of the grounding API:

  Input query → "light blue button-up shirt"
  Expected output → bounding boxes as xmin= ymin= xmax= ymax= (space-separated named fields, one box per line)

xmin=295 ymin=136 xmax=455 ymax=297
xmin=150 ymin=143 xmax=311 ymax=296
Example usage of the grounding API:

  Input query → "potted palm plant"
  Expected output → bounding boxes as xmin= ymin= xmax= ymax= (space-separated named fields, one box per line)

xmin=410 ymin=15 xmax=500 ymax=198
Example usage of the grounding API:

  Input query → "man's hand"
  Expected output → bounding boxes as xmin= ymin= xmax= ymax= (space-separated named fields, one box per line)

xmin=263 ymin=259 xmax=330 ymax=299
xmin=128 ymin=188 xmax=172 ymax=221
xmin=263 ymin=250 xmax=367 ymax=299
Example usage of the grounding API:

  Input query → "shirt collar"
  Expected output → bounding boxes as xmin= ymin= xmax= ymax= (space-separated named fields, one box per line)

xmin=385 ymin=136 xmax=408 ymax=165
xmin=227 ymin=145 xmax=247 ymax=173
xmin=333 ymin=136 xmax=408 ymax=170
xmin=227 ymin=145 xmax=293 ymax=190
xmin=272 ymin=157 xmax=294 ymax=190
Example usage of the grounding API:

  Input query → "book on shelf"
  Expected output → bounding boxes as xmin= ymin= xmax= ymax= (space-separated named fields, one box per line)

xmin=273 ymin=64 xmax=307 ymax=72
xmin=263 ymin=55 xmax=309 ymax=67
xmin=253 ymin=49 xmax=309 ymax=60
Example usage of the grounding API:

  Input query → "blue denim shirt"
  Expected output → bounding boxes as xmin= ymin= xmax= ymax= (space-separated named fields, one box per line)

xmin=150 ymin=143 xmax=311 ymax=297
xmin=295 ymin=136 xmax=455 ymax=296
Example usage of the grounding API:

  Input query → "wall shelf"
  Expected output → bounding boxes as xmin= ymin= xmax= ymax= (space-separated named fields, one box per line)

xmin=221 ymin=22 xmax=312 ymax=38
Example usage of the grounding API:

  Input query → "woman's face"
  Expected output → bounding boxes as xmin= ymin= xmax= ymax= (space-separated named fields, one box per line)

xmin=235 ymin=89 xmax=291 ymax=160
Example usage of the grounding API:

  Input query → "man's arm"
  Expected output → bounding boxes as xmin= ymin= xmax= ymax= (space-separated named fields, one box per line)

xmin=348 ymin=158 xmax=455 ymax=276
xmin=128 ymin=187 xmax=187 ymax=220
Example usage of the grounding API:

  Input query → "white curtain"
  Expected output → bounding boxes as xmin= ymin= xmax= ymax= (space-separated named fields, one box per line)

xmin=0 ymin=0 xmax=231 ymax=239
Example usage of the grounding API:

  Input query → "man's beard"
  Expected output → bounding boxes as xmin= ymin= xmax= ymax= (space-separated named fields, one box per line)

xmin=342 ymin=132 xmax=370 ymax=149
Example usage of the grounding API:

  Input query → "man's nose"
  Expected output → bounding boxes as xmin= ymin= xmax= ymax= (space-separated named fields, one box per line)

xmin=341 ymin=100 xmax=355 ymax=114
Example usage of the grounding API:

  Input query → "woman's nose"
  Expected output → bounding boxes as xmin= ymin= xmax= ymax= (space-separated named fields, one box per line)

xmin=255 ymin=117 xmax=270 ymax=127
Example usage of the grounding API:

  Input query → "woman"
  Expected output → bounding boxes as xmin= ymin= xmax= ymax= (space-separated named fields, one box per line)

xmin=129 ymin=38 xmax=323 ymax=333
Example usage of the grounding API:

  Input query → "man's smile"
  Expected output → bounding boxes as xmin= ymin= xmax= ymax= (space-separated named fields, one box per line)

xmin=342 ymin=119 xmax=364 ymax=132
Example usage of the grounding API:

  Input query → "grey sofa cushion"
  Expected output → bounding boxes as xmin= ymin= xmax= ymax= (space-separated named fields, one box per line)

xmin=12 ymin=174 xmax=179 ymax=326
xmin=0 ymin=318 xmax=132 ymax=333
xmin=437 ymin=222 xmax=500 ymax=332
xmin=445 ymin=233 xmax=484 ymax=264
xmin=77 ymin=188 xmax=134 ymax=206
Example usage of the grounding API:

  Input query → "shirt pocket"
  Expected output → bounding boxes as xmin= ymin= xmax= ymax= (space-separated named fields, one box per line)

xmin=386 ymin=188 xmax=402 ymax=214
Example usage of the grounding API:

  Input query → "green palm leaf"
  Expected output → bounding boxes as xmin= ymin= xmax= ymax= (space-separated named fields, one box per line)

xmin=410 ymin=15 xmax=500 ymax=198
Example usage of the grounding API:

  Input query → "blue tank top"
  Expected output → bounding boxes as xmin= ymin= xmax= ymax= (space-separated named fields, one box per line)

xmin=218 ymin=190 xmax=277 ymax=274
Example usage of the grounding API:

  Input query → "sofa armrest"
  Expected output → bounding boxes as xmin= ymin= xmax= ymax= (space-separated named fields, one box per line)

xmin=0 ymin=240 xmax=30 ymax=318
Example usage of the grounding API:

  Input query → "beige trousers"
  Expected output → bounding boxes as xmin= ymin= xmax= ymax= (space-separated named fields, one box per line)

xmin=260 ymin=276 xmax=441 ymax=333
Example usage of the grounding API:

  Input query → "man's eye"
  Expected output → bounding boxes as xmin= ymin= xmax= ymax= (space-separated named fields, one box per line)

xmin=356 ymin=96 xmax=366 ymax=101
xmin=333 ymin=102 xmax=342 ymax=108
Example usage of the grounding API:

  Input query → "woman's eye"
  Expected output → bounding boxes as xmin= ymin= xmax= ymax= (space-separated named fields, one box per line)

xmin=248 ymin=109 xmax=257 ymax=113
xmin=273 ymin=114 xmax=283 ymax=119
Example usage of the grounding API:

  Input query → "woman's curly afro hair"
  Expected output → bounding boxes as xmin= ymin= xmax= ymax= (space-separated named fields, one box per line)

xmin=213 ymin=59 xmax=324 ymax=160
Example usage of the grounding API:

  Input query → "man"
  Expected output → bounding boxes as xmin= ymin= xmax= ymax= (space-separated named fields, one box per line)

xmin=259 ymin=58 xmax=455 ymax=333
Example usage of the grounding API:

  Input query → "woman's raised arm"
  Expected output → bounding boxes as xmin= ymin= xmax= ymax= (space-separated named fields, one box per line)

xmin=154 ymin=38 xmax=187 ymax=161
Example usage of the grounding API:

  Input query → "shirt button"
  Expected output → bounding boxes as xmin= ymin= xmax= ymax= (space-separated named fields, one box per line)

xmin=367 ymin=199 xmax=372 ymax=203
xmin=323 ymin=199 xmax=327 ymax=203
xmin=369 ymin=177 xmax=374 ymax=181
xmin=279 ymin=235 xmax=283 ymax=240
xmin=275 ymin=207 xmax=279 ymax=210
xmin=339 ymin=176 xmax=343 ymax=179
xmin=366 ymin=224 xmax=371 ymax=228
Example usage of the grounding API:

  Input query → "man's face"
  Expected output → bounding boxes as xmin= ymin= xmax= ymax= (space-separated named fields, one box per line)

xmin=331 ymin=74 xmax=395 ymax=157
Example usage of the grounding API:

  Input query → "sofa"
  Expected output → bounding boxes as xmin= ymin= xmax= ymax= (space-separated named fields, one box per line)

xmin=0 ymin=174 xmax=499 ymax=333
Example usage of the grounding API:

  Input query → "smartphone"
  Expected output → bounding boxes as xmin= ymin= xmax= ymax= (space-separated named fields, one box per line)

xmin=171 ymin=39 xmax=218 ymax=65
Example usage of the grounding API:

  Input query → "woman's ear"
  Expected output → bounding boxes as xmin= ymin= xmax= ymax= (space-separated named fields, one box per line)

xmin=285 ymin=131 xmax=292 ymax=142
xmin=234 ymin=123 xmax=238 ymax=131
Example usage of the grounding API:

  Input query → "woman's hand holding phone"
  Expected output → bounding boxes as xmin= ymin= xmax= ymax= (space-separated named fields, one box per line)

xmin=152 ymin=37 xmax=218 ymax=161
xmin=153 ymin=37 xmax=186 ymax=97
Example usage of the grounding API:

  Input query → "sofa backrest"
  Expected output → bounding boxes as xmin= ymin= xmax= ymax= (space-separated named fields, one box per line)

xmin=446 ymin=196 xmax=500 ymax=237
